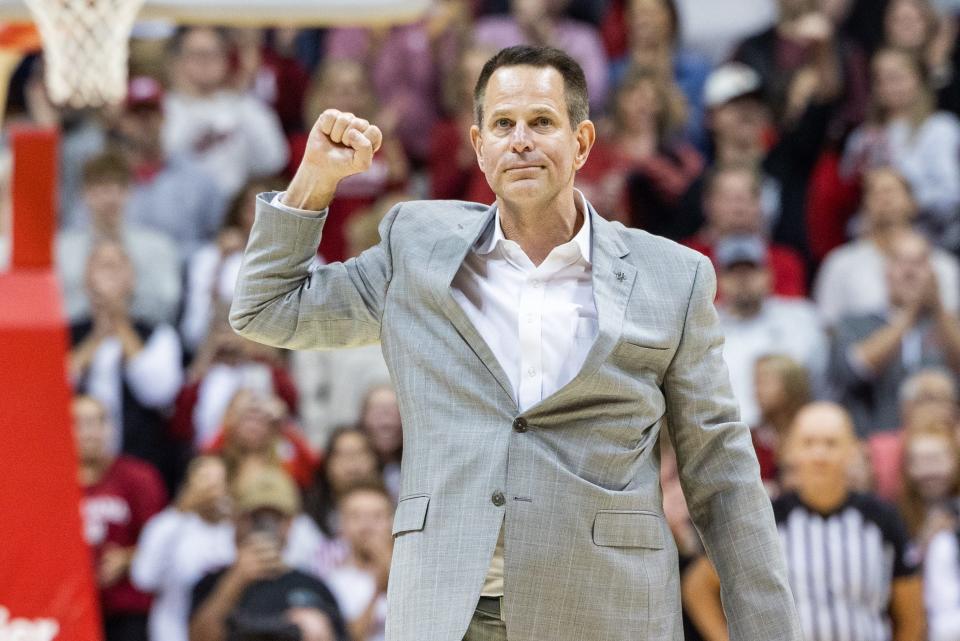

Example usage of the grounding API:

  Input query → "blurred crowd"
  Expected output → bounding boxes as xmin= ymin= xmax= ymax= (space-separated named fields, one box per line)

xmin=13 ymin=0 xmax=960 ymax=639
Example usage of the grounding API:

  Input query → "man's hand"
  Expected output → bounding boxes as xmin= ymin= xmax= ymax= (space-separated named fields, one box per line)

xmin=283 ymin=109 xmax=383 ymax=211
xmin=98 ymin=545 xmax=133 ymax=588
xmin=228 ymin=532 xmax=286 ymax=588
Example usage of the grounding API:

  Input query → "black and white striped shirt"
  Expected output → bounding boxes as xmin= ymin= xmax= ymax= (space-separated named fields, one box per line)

xmin=773 ymin=491 xmax=919 ymax=641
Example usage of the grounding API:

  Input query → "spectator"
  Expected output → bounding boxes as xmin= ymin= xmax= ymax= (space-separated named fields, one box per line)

xmin=676 ymin=61 xmax=837 ymax=256
xmin=324 ymin=481 xmax=394 ymax=641
xmin=814 ymin=166 xmax=960 ymax=327
xmin=473 ymin=0 xmax=610 ymax=111
xmin=899 ymin=425 xmax=960 ymax=548
xmin=869 ymin=368 xmax=959 ymax=501
xmin=74 ymin=395 xmax=168 ymax=641
xmin=750 ymin=354 xmax=813 ymax=493
xmin=204 ymin=389 xmax=317 ymax=489
xmin=172 ymin=320 xmax=296 ymax=450
xmin=131 ymin=456 xmax=234 ymax=641
xmin=72 ymin=75 xmax=227 ymax=261
xmin=68 ymin=240 xmax=184 ymax=484
xmin=682 ymin=164 xmax=809 ymax=297
xmin=57 ymin=151 xmax=182 ymax=326
xmin=357 ymin=384 xmax=403 ymax=500
xmin=732 ymin=0 xmax=863 ymax=130
xmin=883 ymin=0 xmax=960 ymax=114
xmin=682 ymin=402 xmax=924 ymax=641
xmin=842 ymin=47 xmax=960 ymax=251
xmin=163 ymin=26 xmax=289 ymax=200
xmin=289 ymin=59 xmax=409 ymax=263
xmin=304 ymin=427 xmax=382 ymax=576
xmin=714 ymin=235 xmax=827 ymax=426
xmin=430 ymin=43 xmax=497 ymax=203
xmin=189 ymin=464 xmax=347 ymax=641
xmin=180 ymin=177 xmax=282 ymax=354
xmin=610 ymin=0 xmax=713 ymax=146
xmin=577 ymin=64 xmax=703 ymax=227
xmin=831 ymin=230 xmax=960 ymax=434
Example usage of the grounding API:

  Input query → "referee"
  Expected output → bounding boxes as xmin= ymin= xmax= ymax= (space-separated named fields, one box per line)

xmin=682 ymin=402 xmax=924 ymax=641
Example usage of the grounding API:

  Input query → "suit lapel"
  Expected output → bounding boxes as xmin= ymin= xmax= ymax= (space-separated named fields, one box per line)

xmin=427 ymin=203 xmax=517 ymax=405
xmin=527 ymin=204 xmax=637 ymax=412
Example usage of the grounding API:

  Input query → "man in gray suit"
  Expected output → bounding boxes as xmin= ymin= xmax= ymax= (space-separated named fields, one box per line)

xmin=230 ymin=45 xmax=802 ymax=641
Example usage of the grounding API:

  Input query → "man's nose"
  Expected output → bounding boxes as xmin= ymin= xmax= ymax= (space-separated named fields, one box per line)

xmin=509 ymin=120 xmax=533 ymax=153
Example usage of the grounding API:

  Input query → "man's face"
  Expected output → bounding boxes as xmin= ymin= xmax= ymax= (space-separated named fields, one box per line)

xmin=629 ymin=0 xmax=673 ymax=49
xmin=718 ymin=263 xmax=770 ymax=316
xmin=362 ymin=387 xmax=402 ymax=458
xmin=863 ymin=169 xmax=916 ymax=229
xmin=786 ymin=405 xmax=857 ymax=492
xmin=72 ymin=397 xmax=112 ymax=465
xmin=906 ymin=434 xmax=958 ymax=500
xmin=873 ymin=51 xmax=921 ymax=115
xmin=903 ymin=374 xmax=958 ymax=429
xmin=710 ymin=97 xmax=768 ymax=150
xmin=886 ymin=234 xmax=932 ymax=307
xmin=83 ymin=180 xmax=129 ymax=229
xmin=339 ymin=490 xmax=393 ymax=551
xmin=704 ymin=171 xmax=762 ymax=234
xmin=178 ymin=29 xmax=229 ymax=94
xmin=85 ymin=243 xmax=136 ymax=305
xmin=470 ymin=65 xmax=594 ymax=210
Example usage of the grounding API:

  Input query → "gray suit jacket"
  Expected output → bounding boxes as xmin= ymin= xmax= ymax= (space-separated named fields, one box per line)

xmin=230 ymin=193 xmax=803 ymax=641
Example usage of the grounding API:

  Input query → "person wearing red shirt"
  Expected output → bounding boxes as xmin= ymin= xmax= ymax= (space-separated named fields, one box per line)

xmin=682 ymin=164 xmax=808 ymax=297
xmin=74 ymin=394 xmax=168 ymax=641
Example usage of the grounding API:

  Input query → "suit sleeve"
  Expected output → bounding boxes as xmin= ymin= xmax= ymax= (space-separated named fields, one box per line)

xmin=229 ymin=192 xmax=400 ymax=350
xmin=663 ymin=254 xmax=804 ymax=641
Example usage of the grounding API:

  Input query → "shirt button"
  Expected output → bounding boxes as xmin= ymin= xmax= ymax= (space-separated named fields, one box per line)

xmin=492 ymin=491 xmax=506 ymax=506
xmin=526 ymin=313 xmax=534 ymax=323
xmin=527 ymin=367 xmax=536 ymax=377
xmin=530 ymin=280 xmax=542 ymax=288
xmin=513 ymin=417 xmax=528 ymax=433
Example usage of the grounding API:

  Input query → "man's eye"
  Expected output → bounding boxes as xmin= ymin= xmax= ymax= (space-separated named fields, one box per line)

xmin=496 ymin=118 xmax=511 ymax=128
xmin=536 ymin=117 xmax=552 ymax=127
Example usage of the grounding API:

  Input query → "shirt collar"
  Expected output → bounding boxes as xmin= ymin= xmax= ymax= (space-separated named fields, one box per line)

xmin=475 ymin=189 xmax=592 ymax=264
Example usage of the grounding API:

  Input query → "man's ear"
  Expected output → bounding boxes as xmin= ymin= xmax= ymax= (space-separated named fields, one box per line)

xmin=574 ymin=119 xmax=596 ymax=170
xmin=470 ymin=124 xmax=484 ymax=171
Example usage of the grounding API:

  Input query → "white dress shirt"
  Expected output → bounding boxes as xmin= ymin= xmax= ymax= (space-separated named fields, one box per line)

xmin=273 ymin=191 xmax=598 ymax=598
xmin=925 ymin=528 xmax=960 ymax=641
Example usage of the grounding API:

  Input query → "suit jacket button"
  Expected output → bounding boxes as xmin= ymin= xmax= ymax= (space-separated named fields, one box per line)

xmin=513 ymin=417 xmax=528 ymax=433
xmin=492 ymin=491 xmax=505 ymax=506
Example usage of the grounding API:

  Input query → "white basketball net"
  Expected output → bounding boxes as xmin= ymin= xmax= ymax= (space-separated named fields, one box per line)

xmin=22 ymin=0 xmax=146 ymax=108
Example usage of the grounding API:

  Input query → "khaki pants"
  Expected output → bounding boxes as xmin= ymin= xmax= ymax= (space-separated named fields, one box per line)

xmin=463 ymin=596 xmax=507 ymax=641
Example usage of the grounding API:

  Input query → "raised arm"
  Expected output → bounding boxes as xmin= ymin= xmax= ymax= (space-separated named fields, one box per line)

xmin=228 ymin=109 xmax=397 ymax=351
xmin=663 ymin=254 xmax=803 ymax=641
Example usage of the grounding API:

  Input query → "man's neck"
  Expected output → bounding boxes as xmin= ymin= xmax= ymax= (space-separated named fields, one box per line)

xmin=92 ymin=219 xmax=123 ymax=240
xmin=79 ymin=458 xmax=111 ymax=487
xmin=497 ymin=190 xmax=583 ymax=266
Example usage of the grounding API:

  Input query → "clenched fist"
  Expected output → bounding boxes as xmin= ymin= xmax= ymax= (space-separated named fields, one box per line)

xmin=283 ymin=109 xmax=384 ymax=211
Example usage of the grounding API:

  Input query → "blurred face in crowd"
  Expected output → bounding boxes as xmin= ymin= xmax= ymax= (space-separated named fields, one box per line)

xmin=178 ymin=28 xmax=229 ymax=94
xmin=629 ymin=0 xmax=674 ymax=50
xmin=510 ymin=0 xmax=560 ymax=23
xmin=718 ymin=262 xmax=771 ymax=318
xmin=786 ymin=403 xmax=858 ymax=494
xmin=615 ymin=75 xmax=662 ymax=134
xmin=755 ymin=358 xmax=790 ymax=415
xmin=183 ymin=456 xmax=230 ymax=522
xmin=709 ymin=97 xmax=769 ymax=154
xmin=339 ymin=489 xmax=394 ymax=554
xmin=885 ymin=232 xmax=933 ymax=308
xmin=117 ymin=104 xmax=164 ymax=153
xmin=704 ymin=169 xmax=763 ymax=235
xmin=863 ymin=168 xmax=917 ymax=231
xmin=906 ymin=433 xmax=959 ymax=501
xmin=872 ymin=49 xmax=923 ymax=116
xmin=885 ymin=0 xmax=934 ymax=51
xmin=309 ymin=60 xmax=375 ymax=122
xmin=903 ymin=372 xmax=958 ymax=428
xmin=84 ymin=180 xmax=130 ymax=231
xmin=471 ymin=65 xmax=594 ymax=212
xmin=85 ymin=242 xmax=135 ymax=306
xmin=226 ymin=390 xmax=285 ymax=454
xmin=820 ymin=0 xmax=854 ymax=24
xmin=326 ymin=430 xmax=380 ymax=494
xmin=73 ymin=396 xmax=113 ymax=466
xmin=361 ymin=386 xmax=403 ymax=462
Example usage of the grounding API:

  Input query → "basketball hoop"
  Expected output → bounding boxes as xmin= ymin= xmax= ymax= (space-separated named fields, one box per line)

xmin=22 ymin=0 xmax=145 ymax=108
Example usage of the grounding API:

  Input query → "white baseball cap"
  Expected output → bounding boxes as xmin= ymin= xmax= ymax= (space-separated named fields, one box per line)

xmin=704 ymin=63 xmax=763 ymax=108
